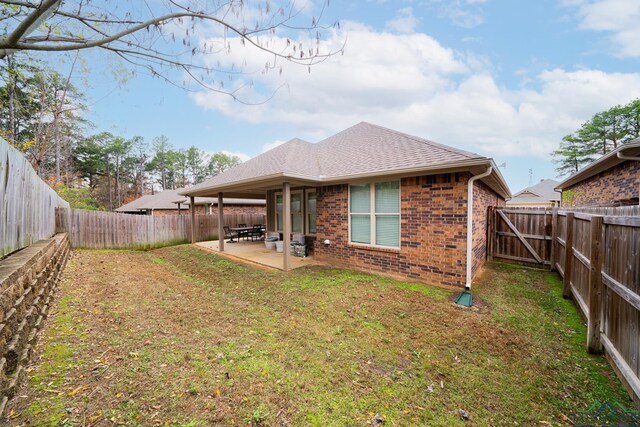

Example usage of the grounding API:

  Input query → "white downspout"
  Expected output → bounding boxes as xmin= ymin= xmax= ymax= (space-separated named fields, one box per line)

xmin=466 ymin=166 xmax=493 ymax=290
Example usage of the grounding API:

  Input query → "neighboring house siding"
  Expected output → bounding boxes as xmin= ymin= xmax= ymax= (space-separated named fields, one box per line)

xmin=314 ymin=173 xmax=469 ymax=288
xmin=563 ymin=161 xmax=640 ymax=207
xmin=472 ymin=180 xmax=505 ymax=279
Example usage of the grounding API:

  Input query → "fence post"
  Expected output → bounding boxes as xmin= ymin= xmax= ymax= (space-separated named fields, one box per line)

xmin=190 ymin=196 xmax=196 ymax=244
xmin=550 ymin=208 xmax=558 ymax=271
xmin=487 ymin=206 xmax=494 ymax=262
xmin=218 ymin=194 xmax=224 ymax=252
xmin=563 ymin=212 xmax=575 ymax=298
xmin=587 ymin=216 xmax=604 ymax=354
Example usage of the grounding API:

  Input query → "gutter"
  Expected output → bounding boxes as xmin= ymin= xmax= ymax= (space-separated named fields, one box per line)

xmin=466 ymin=166 xmax=493 ymax=290
xmin=182 ymin=158 xmax=511 ymax=200
xmin=617 ymin=149 xmax=640 ymax=162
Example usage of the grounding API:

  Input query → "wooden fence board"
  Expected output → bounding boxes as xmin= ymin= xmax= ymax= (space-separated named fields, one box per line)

xmin=1 ymin=138 xmax=69 ymax=257
xmin=56 ymin=208 xmax=266 ymax=249
xmin=491 ymin=206 xmax=640 ymax=404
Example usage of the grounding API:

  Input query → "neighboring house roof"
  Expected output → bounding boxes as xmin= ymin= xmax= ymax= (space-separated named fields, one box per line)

xmin=507 ymin=179 xmax=560 ymax=205
xmin=182 ymin=122 xmax=511 ymax=199
xmin=114 ymin=194 xmax=156 ymax=213
xmin=115 ymin=189 xmax=266 ymax=213
xmin=556 ymin=140 xmax=640 ymax=190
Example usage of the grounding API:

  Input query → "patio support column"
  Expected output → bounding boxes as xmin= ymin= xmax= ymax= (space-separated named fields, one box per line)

xmin=283 ymin=182 xmax=291 ymax=271
xmin=190 ymin=196 xmax=196 ymax=244
xmin=218 ymin=193 xmax=225 ymax=252
xmin=177 ymin=202 xmax=181 ymax=216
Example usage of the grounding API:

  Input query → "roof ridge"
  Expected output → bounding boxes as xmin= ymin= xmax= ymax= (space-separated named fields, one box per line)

xmin=514 ymin=189 xmax=541 ymax=197
xmin=357 ymin=121 xmax=482 ymax=160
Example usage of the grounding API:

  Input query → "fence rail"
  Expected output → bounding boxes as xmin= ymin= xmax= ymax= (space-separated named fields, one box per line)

xmin=489 ymin=205 xmax=640 ymax=405
xmin=0 ymin=138 xmax=69 ymax=258
xmin=56 ymin=208 xmax=266 ymax=249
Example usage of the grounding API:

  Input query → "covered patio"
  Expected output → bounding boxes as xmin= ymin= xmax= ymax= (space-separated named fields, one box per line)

xmin=181 ymin=139 xmax=320 ymax=272
xmin=195 ymin=239 xmax=321 ymax=270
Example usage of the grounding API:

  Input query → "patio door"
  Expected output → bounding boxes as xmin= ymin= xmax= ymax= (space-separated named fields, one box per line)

xmin=275 ymin=191 xmax=303 ymax=233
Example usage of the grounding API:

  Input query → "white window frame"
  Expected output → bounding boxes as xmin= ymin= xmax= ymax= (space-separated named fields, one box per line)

xmin=348 ymin=180 xmax=401 ymax=249
xmin=275 ymin=189 xmax=304 ymax=233
xmin=305 ymin=189 xmax=317 ymax=235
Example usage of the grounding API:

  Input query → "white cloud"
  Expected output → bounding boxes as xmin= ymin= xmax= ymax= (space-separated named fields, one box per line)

xmin=431 ymin=0 xmax=487 ymax=28
xmin=221 ymin=150 xmax=251 ymax=162
xmin=385 ymin=7 xmax=419 ymax=34
xmin=261 ymin=140 xmax=286 ymax=153
xmin=189 ymin=20 xmax=640 ymax=160
xmin=570 ymin=0 xmax=640 ymax=57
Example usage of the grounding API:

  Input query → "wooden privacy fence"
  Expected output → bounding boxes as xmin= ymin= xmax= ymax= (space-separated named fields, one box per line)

xmin=0 ymin=138 xmax=69 ymax=258
xmin=56 ymin=208 xmax=266 ymax=249
xmin=489 ymin=206 xmax=640 ymax=404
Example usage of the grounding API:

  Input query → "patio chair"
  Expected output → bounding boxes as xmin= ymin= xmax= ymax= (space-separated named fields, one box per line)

xmin=223 ymin=226 xmax=239 ymax=243
xmin=238 ymin=223 xmax=248 ymax=240
xmin=250 ymin=224 xmax=264 ymax=241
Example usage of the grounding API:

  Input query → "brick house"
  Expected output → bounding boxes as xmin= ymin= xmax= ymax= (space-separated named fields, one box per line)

xmin=115 ymin=188 xmax=266 ymax=216
xmin=182 ymin=122 xmax=510 ymax=289
xmin=556 ymin=140 xmax=640 ymax=207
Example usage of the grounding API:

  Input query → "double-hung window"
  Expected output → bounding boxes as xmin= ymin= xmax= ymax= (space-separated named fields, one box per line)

xmin=349 ymin=181 xmax=400 ymax=248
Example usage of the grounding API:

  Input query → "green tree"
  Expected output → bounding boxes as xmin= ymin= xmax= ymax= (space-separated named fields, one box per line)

xmin=54 ymin=182 xmax=99 ymax=210
xmin=622 ymin=99 xmax=640 ymax=140
xmin=553 ymin=99 xmax=640 ymax=176
xmin=552 ymin=134 xmax=594 ymax=176
xmin=110 ymin=136 xmax=132 ymax=207
xmin=186 ymin=146 xmax=206 ymax=185
xmin=146 ymin=136 xmax=174 ymax=191
xmin=207 ymin=152 xmax=242 ymax=176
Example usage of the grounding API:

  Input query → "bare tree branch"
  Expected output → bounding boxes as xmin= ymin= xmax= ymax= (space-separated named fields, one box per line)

xmin=0 ymin=0 xmax=343 ymax=101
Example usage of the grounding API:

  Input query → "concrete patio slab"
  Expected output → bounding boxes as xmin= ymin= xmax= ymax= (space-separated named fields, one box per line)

xmin=195 ymin=239 xmax=322 ymax=271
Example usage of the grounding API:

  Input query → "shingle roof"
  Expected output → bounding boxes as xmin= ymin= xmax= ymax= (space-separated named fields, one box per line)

xmin=183 ymin=122 xmax=510 ymax=198
xmin=115 ymin=194 xmax=156 ymax=212
xmin=187 ymin=138 xmax=317 ymax=190
xmin=508 ymin=179 xmax=560 ymax=204
xmin=314 ymin=122 xmax=481 ymax=178
xmin=556 ymin=140 xmax=640 ymax=190
xmin=135 ymin=188 xmax=190 ymax=210
xmin=116 ymin=189 xmax=265 ymax=212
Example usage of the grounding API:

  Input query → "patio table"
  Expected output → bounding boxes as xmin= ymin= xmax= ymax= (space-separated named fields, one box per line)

xmin=229 ymin=226 xmax=264 ymax=243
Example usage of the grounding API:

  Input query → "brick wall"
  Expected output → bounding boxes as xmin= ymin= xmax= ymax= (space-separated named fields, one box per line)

xmin=472 ymin=180 xmax=505 ymax=279
xmin=563 ymin=160 xmax=640 ymax=207
xmin=314 ymin=173 xmax=471 ymax=287
xmin=211 ymin=205 xmax=266 ymax=216
xmin=0 ymin=234 xmax=70 ymax=415
xmin=151 ymin=206 xmax=205 ymax=216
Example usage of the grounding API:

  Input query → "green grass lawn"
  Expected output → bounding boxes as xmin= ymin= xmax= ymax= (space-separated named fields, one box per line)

xmin=6 ymin=246 xmax=632 ymax=426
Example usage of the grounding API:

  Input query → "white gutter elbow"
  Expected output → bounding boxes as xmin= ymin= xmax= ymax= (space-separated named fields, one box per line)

xmin=617 ymin=150 xmax=640 ymax=161
xmin=466 ymin=166 xmax=493 ymax=290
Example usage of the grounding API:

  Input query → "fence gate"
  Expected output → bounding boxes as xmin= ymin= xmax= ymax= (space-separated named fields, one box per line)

xmin=488 ymin=207 xmax=554 ymax=268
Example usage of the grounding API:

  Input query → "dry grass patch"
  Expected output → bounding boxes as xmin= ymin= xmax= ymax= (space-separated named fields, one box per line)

xmin=4 ymin=247 xmax=631 ymax=426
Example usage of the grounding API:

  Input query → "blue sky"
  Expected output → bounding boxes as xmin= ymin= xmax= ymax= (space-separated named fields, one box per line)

xmin=65 ymin=0 xmax=640 ymax=193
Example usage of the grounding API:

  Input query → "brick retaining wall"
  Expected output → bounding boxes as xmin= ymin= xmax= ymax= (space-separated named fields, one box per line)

xmin=0 ymin=233 xmax=70 ymax=416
